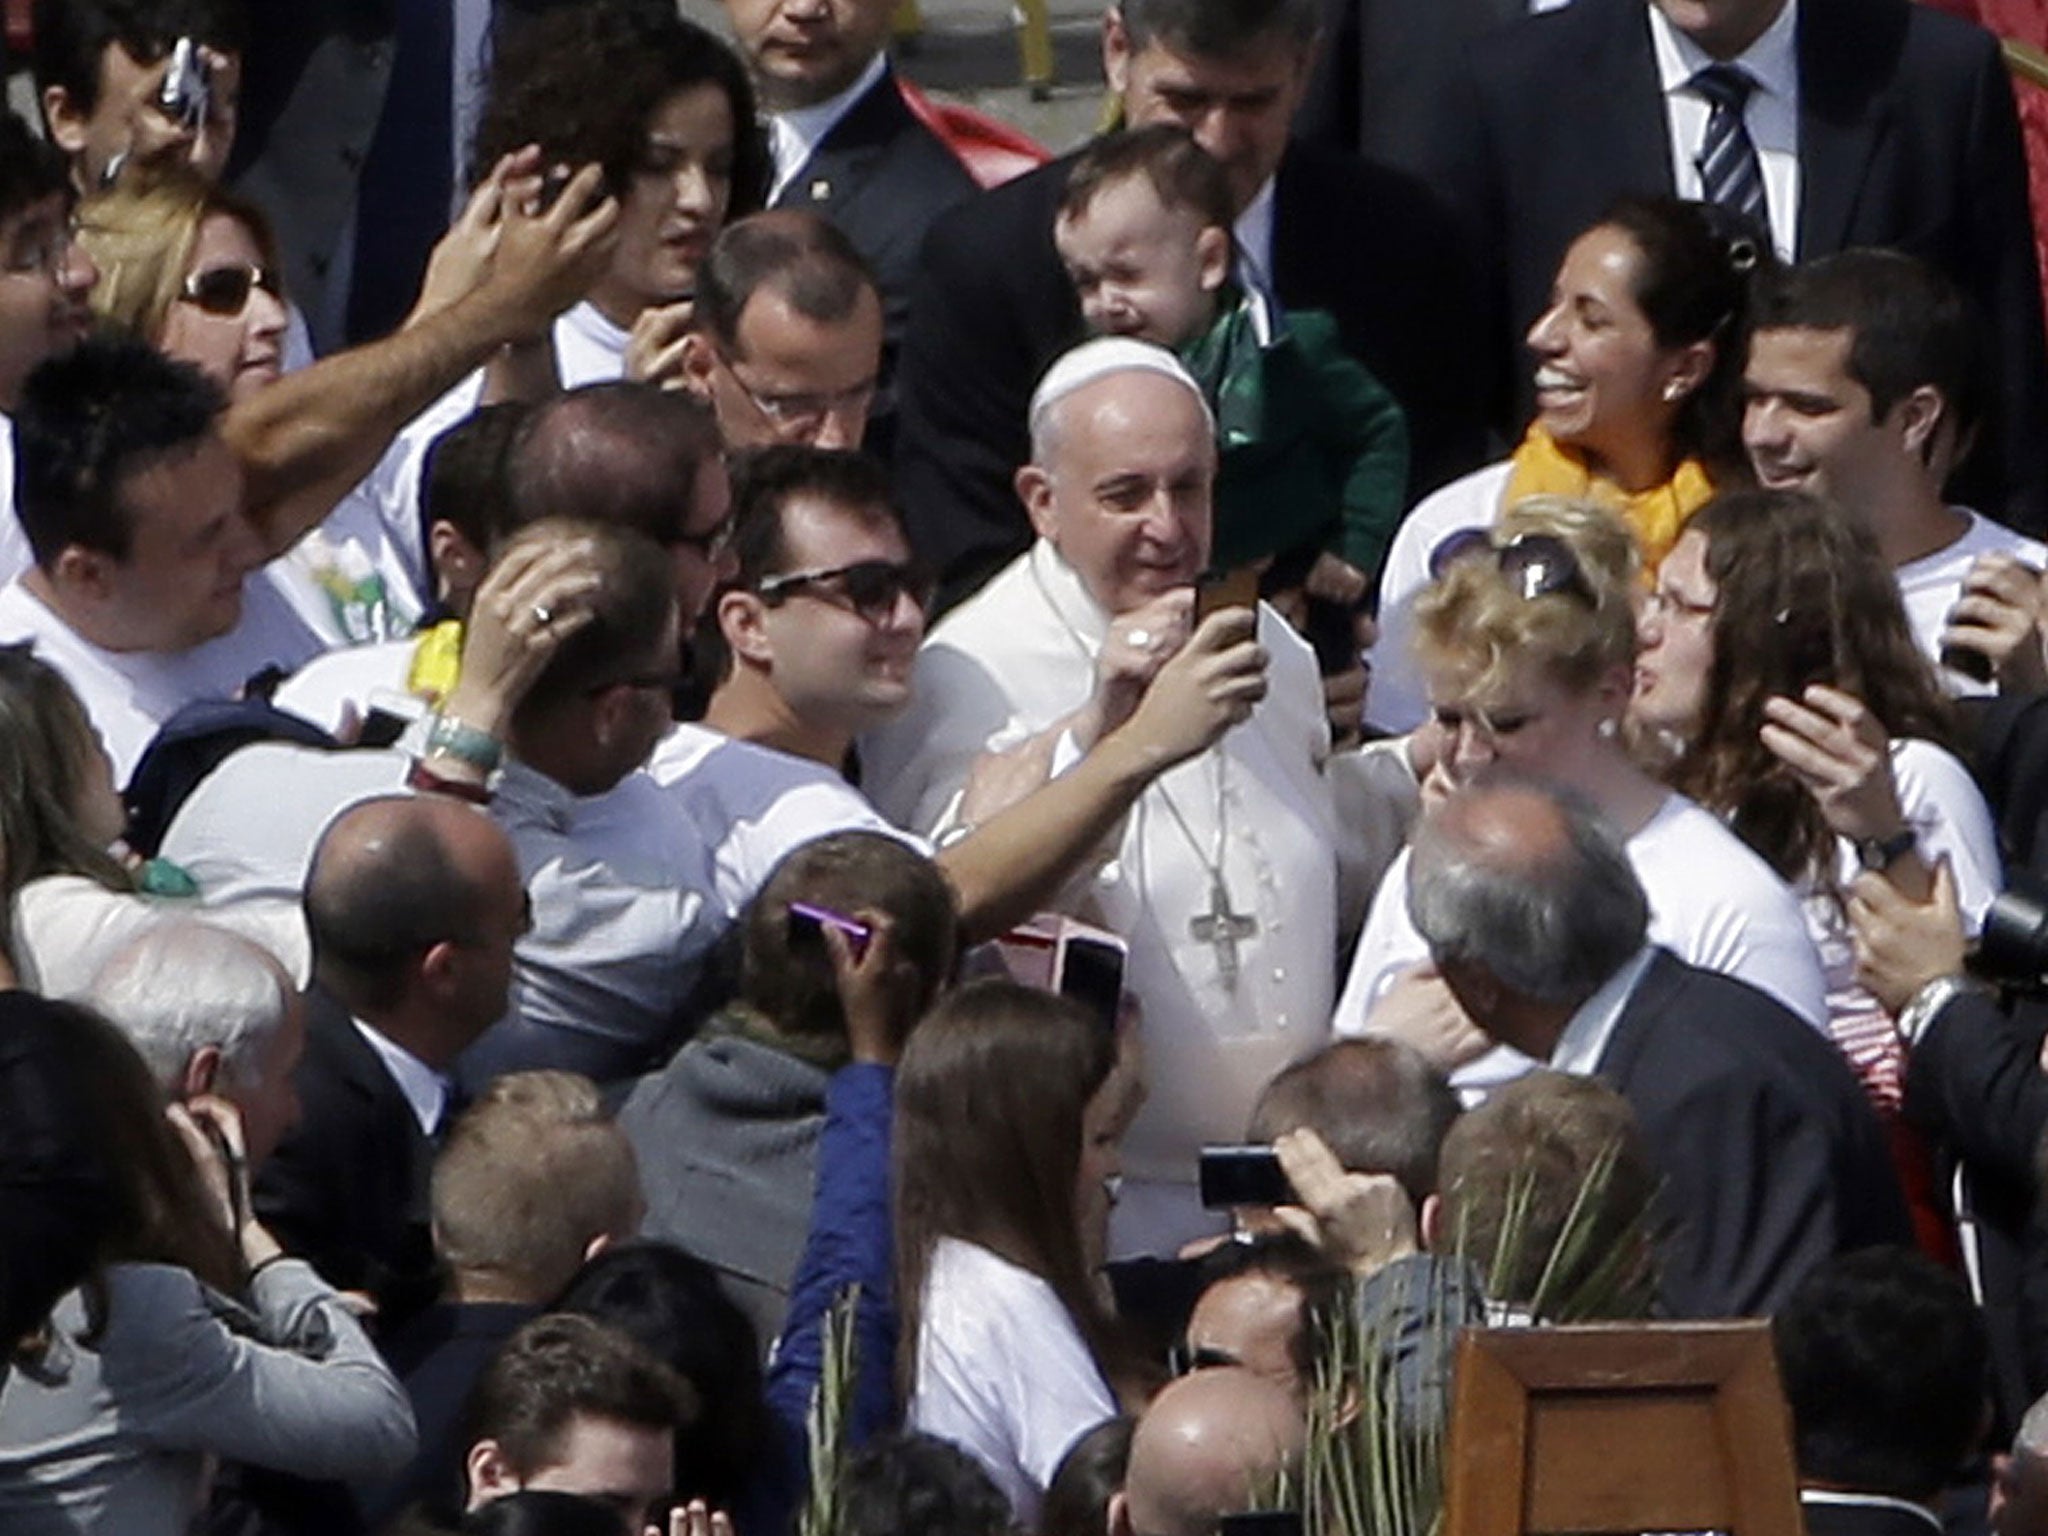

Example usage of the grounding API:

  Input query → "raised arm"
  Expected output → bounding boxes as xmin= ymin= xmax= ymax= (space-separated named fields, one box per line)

xmin=227 ymin=156 xmax=619 ymax=559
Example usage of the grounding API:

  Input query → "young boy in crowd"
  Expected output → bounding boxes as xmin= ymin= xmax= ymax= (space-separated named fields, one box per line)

xmin=1052 ymin=125 xmax=1409 ymax=603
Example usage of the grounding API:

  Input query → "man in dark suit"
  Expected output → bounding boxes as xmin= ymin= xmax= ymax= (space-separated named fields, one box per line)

xmin=893 ymin=0 xmax=1489 ymax=601
xmin=717 ymin=0 xmax=976 ymax=365
xmin=1851 ymin=863 xmax=2048 ymax=1432
xmin=1427 ymin=0 xmax=2048 ymax=528
xmin=1406 ymin=776 xmax=1911 ymax=1318
xmin=254 ymin=792 xmax=530 ymax=1336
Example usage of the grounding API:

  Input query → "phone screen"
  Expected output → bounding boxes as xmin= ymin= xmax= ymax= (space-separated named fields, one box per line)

xmin=1198 ymin=1144 xmax=1293 ymax=1209
xmin=1057 ymin=935 xmax=1125 ymax=1033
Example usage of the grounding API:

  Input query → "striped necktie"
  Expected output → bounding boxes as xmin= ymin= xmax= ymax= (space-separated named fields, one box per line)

xmin=1690 ymin=64 xmax=1768 ymax=230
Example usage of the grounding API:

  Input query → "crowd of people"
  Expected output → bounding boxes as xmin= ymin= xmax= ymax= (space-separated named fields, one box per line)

xmin=5 ymin=0 xmax=2048 ymax=1532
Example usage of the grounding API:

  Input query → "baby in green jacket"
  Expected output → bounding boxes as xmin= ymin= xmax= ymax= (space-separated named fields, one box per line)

xmin=1052 ymin=125 xmax=1410 ymax=603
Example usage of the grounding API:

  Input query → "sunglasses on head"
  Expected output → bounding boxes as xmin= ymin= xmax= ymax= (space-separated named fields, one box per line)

xmin=755 ymin=558 xmax=935 ymax=623
xmin=179 ymin=262 xmax=280 ymax=317
xmin=1428 ymin=528 xmax=1596 ymax=607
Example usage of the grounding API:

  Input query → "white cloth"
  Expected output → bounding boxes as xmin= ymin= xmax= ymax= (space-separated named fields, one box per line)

xmin=481 ymin=759 xmax=724 ymax=1078
xmin=862 ymin=541 xmax=1341 ymax=1251
xmin=0 ymin=418 xmax=28 ymax=588
xmin=907 ymin=1237 xmax=1117 ymax=1529
xmin=648 ymin=723 xmax=923 ymax=920
xmin=0 ymin=578 xmax=327 ymax=787
xmin=1895 ymin=507 xmax=2048 ymax=696
xmin=1336 ymin=790 xmax=1830 ymax=1098
xmin=266 ymin=495 xmax=427 ymax=650
xmin=767 ymin=52 xmax=890 ymax=202
xmin=1549 ymin=945 xmax=1659 ymax=1075
xmin=1647 ymin=0 xmax=1802 ymax=261
xmin=271 ymin=637 xmax=419 ymax=736
xmin=352 ymin=1019 xmax=448 ymax=1137
xmin=1808 ymin=738 xmax=2000 ymax=1108
xmin=356 ymin=301 xmax=631 ymax=601
xmin=1367 ymin=460 xmax=1514 ymax=733
xmin=12 ymin=874 xmax=309 ymax=998
xmin=157 ymin=743 xmax=413 ymax=911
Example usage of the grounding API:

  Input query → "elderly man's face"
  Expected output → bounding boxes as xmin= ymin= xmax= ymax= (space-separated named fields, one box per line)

xmin=1019 ymin=370 xmax=1215 ymax=615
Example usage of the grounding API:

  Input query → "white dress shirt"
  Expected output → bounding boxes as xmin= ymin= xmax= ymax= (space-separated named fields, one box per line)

xmin=1548 ymin=945 xmax=1658 ymax=1075
xmin=1232 ymin=176 xmax=1279 ymax=310
xmin=352 ymin=1019 xmax=449 ymax=1137
xmin=1648 ymin=0 xmax=1801 ymax=260
xmin=767 ymin=52 xmax=889 ymax=203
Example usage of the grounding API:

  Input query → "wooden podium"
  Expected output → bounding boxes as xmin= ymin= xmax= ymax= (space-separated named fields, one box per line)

xmin=1442 ymin=1321 xmax=1804 ymax=1536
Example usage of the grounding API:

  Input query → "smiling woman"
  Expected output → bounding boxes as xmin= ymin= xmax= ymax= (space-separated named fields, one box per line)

xmin=1368 ymin=196 xmax=1755 ymax=732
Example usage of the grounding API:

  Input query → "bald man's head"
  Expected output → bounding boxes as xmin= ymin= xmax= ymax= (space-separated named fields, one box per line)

xmin=1116 ymin=1367 xmax=1304 ymax=1536
xmin=305 ymin=795 xmax=527 ymax=1051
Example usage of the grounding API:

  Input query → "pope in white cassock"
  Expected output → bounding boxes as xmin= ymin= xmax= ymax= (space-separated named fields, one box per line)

xmin=863 ymin=338 xmax=1353 ymax=1255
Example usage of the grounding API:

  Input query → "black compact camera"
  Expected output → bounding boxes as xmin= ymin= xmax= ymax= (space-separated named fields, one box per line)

xmin=1972 ymin=870 xmax=2048 ymax=991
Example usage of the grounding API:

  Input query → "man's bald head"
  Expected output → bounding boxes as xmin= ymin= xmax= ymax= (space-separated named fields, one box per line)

xmin=1407 ymin=777 xmax=1648 ymax=1010
xmin=305 ymin=795 xmax=526 ymax=1041
xmin=506 ymin=383 xmax=723 ymax=550
xmin=1117 ymin=1367 xmax=1304 ymax=1536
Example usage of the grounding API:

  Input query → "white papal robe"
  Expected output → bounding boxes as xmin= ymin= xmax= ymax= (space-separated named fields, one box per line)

xmin=862 ymin=541 xmax=1342 ymax=1255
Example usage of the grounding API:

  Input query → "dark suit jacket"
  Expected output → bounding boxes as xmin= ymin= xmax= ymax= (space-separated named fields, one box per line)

xmin=1429 ymin=0 xmax=2048 ymax=528
xmin=1800 ymin=1495 xmax=1946 ymax=1536
xmin=772 ymin=65 xmax=978 ymax=365
xmin=252 ymin=992 xmax=439 ymax=1336
xmin=893 ymin=138 xmax=1490 ymax=601
xmin=1596 ymin=950 xmax=1912 ymax=1319
xmin=1904 ymin=987 xmax=2048 ymax=1429
xmin=1296 ymin=0 xmax=1523 ymax=178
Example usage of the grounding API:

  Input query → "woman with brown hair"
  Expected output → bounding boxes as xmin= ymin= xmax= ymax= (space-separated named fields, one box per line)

xmin=897 ymin=979 xmax=1137 ymax=1528
xmin=0 ymin=1000 xmax=412 ymax=1534
xmin=1632 ymin=489 xmax=2001 ymax=1253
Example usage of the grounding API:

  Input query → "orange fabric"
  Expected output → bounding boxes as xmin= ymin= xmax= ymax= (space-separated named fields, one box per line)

xmin=1501 ymin=424 xmax=1716 ymax=567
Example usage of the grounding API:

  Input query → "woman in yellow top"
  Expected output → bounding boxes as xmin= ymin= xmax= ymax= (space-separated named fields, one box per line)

xmin=1371 ymin=195 xmax=1756 ymax=731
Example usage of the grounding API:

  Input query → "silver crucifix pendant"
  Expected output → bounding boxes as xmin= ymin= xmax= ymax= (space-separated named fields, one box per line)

xmin=1190 ymin=876 xmax=1258 ymax=989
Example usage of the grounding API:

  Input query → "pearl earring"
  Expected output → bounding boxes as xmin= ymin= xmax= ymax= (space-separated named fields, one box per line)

xmin=1597 ymin=717 xmax=1620 ymax=740
xmin=1661 ymin=380 xmax=1684 ymax=403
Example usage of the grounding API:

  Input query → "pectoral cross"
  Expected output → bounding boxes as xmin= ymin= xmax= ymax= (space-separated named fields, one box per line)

xmin=1190 ymin=875 xmax=1258 ymax=989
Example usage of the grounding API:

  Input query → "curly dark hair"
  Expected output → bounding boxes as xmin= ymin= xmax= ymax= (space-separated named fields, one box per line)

xmin=470 ymin=0 xmax=768 ymax=213
xmin=1663 ymin=489 xmax=1959 ymax=886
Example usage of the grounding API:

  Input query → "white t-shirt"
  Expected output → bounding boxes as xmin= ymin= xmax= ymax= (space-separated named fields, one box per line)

xmin=358 ymin=301 xmax=632 ymax=601
xmin=0 ymin=417 xmax=28 ymax=588
xmin=157 ymin=742 xmax=414 ymax=910
xmin=648 ymin=723 xmax=923 ymax=920
xmin=12 ymin=873 xmax=309 ymax=997
xmin=0 ymin=576 xmax=328 ymax=786
xmin=1895 ymin=508 xmax=2047 ymax=696
xmin=1367 ymin=461 xmax=1512 ymax=733
xmin=908 ymin=1237 xmax=1118 ymax=1529
xmin=1335 ymin=790 xmax=1830 ymax=1097
xmin=271 ymin=637 xmax=418 ymax=737
xmin=1810 ymin=738 xmax=2001 ymax=1109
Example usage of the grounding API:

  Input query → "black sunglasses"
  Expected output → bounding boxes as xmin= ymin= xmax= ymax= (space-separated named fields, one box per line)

xmin=1428 ymin=529 xmax=1597 ymax=607
xmin=179 ymin=262 xmax=280 ymax=317
xmin=755 ymin=558 xmax=935 ymax=623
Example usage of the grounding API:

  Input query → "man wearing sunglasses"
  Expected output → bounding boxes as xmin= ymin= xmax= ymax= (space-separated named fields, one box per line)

xmin=659 ymin=443 xmax=1284 ymax=944
xmin=865 ymin=339 xmax=1367 ymax=1256
xmin=674 ymin=211 xmax=884 ymax=453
